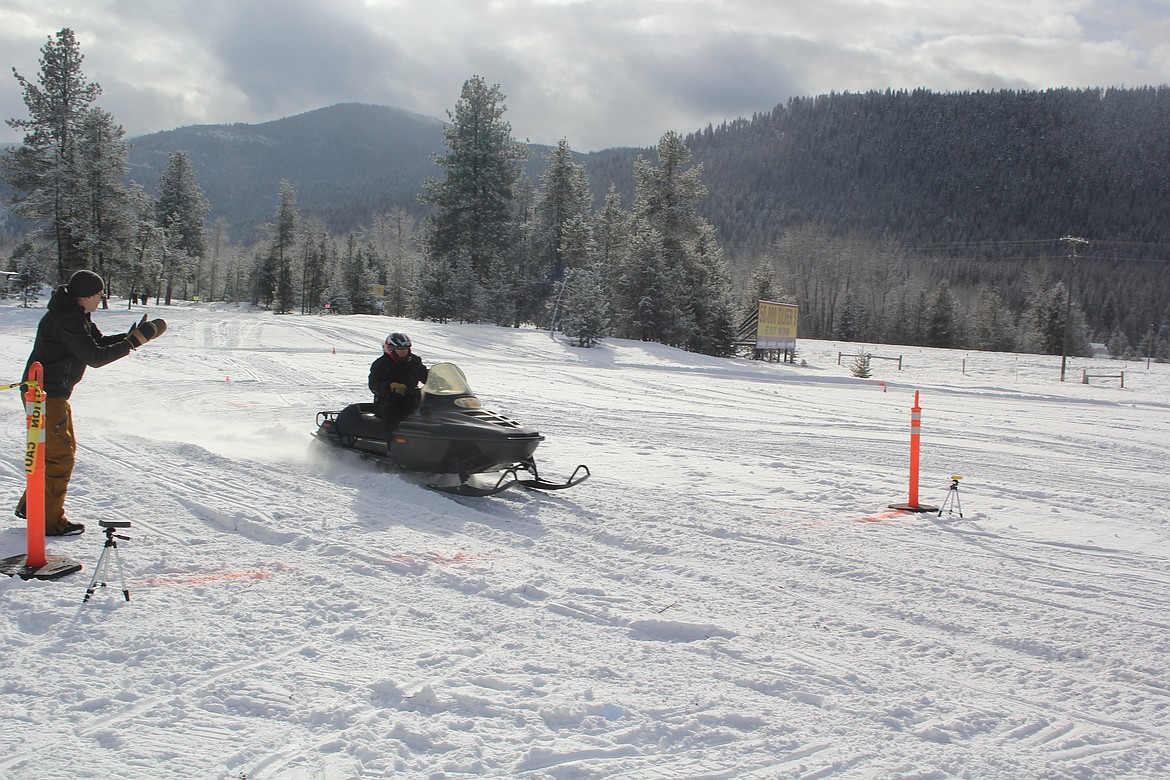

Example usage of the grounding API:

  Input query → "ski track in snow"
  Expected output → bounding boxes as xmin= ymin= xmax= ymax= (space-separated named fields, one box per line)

xmin=1 ymin=304 xmax=1169 ymax=779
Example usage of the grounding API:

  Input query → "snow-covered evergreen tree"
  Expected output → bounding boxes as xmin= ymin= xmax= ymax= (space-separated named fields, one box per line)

xmin=550 ymin=214 xmax=597 ymax=332
xmin=155 ymin=150 xmax=209 ymax=303
xmin=561 ymin=267 xmax=610 ymax=348
xmin=2 ymin=28 xmax=101 ymax=284
xmin=741 ymin=259 xmax=779 ymax=321
xmin=74 ymin=107 xmax=137 ymax=303
xmin=332 ymin=234 xmax=380 ymax=315
xmin=970 ymin=287 xmax=1016 ymax=352
xmin=926 ymin=280 xmax=959 ymax=348
xmin=688 ymin=223 xmax=737 ymax=356
xmin=530 ymin=139 xmax=593 ymax=323
xmin=592 ymin=186 xmax=628 ymax=272
xmin=1019 ymin=281 xmax=1092 ymax=357
xmin=615 ymin=218 xmax=689 ymax=343
xmin=419 ymin=76 xmax=526 ymax=323
xmin=619 ymin=132 xmax=732 ymax=354
xmin=1107 ymin=327 xmax=1131 ymax=359
xmin=371 ymin=208 xmax=420 ymax=318
xmin=270 ymin=180 xmax=298 ymax=314
xmin=298 ymin=217 xmax=330 ymax=314
xmin=8 ymin=240 xmax=45 ymax=307
xmin=836 ymin=287 xmax=864 ymax=342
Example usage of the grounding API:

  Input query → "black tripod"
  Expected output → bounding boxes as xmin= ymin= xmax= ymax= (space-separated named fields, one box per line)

xmin=938 ymin=476 xmax=964 ymax=518
xmin=84 ymin=520 xmax=131 ymax=602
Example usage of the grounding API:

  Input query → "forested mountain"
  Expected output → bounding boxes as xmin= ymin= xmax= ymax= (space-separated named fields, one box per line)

xmin=5 ymin=89 xmax=1169 ymax=349
xmin=681 ymin=87 xmax=1170 ymax=258
xmin=123 ymin=103 xmax=447 ymax=244
xmin=583 ymin=87 xmax=1170 ymax=348
xmin=118 ymin=88 xmax=1170 ymax=258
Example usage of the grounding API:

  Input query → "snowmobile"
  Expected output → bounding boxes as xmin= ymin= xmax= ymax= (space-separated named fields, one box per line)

xmin=314 ymin=362 xmax=589 ymax=497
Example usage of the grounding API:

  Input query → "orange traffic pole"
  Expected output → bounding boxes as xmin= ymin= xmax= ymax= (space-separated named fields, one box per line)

xmin=908 ymin=390 xmax=921 ymax=507
xmin=889 ymin=390 xmax=939 ymax=513
xmin=23 ymin=363 xmax=47 ymax=568
xmin=0 ymin=362 xmax=81 ymax=581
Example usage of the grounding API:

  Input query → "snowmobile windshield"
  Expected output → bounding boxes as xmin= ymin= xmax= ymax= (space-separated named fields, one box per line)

xmin=421 ymin=362 xmax=474 ymax=397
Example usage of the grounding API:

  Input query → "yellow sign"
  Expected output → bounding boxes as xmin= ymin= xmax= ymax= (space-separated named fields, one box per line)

xmin=756 ymin=300 xmax=798 ymax=349
xmin=370 ymin=284 xmax=386 ymax=299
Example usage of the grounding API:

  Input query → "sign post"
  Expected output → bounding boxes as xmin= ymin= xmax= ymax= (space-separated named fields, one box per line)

xmin=756 ymin=300 xmax=799 ymax=362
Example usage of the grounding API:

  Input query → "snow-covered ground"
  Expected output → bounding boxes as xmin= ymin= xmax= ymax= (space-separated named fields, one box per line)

xmin=1 ymin=297 xmax=1168 ymax=779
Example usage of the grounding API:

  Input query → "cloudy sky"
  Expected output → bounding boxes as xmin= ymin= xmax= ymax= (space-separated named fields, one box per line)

xmin=2 ymin=0 xmax=1168 ymax=151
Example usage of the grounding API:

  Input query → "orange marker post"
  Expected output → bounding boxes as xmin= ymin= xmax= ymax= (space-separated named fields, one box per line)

xmin=23 ymin=364 xmax=47 ymax=568
xmin=889 ymin=390 xmax=939 ymax=513
xmin=0 ymin=362 xmax=82 ymax=581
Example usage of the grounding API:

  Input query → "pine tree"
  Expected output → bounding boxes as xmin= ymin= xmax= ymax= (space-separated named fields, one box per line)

xmin=252 ymin=223 xmax=277 ymax=309
xmin=2 ymin=28 xmax=102 ymax=283
xmin=155 ymin=151 xmax=209 ymax=303
xmin=970 ymin=287 xmax=1016 ymax=352
xmin=1020 ymin=281 xmax=1092 ymax=357
xmin=373 ymin=209 xmax=420 ymax=318
xmin=75 ymin=107 xmax=137 ymax=304
xmin=549 ymin=214 xmax=597 ymax=333
xmin=851 ymin=352 xmax=873 ymax=378
xmin=618 ymin=132 xmax=731 ymax=352
xmin=331 ymin=234 xmax=379 ymax=315
xmin=533 ymin=139 xmax=593 ymax=285
xmin=592 ymin=186 xmax=629 ymax=272
xmin=419 ymin=76 xmax=526 ymax=322
xmin=8 ymin=240 xmax=45 ymax=307
xmin=689 ymin=223 xmax=737 ymax=355
xmin=615 ymin=218 xmax=685 ymax=343
xmin=270 ymin=180 xmax=299 ymax=314
xmin=836 ymin=287 xmax=863 ymax=342
xmin=926 ymin=280 xmax=959 ymax=347
xmin=560 ymin=268 xmax=610 ymax=347
xmin=742 ymin=259 xmax=779 ymax=320
xmin=1107 ymin=327 xmax=1130 ymax=359
xmin=299 ymin=217 xmax=330 ymax=314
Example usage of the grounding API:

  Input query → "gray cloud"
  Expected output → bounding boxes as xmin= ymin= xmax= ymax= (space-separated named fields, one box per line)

xmin=2 ymin=0 xmax=1168 ymax=151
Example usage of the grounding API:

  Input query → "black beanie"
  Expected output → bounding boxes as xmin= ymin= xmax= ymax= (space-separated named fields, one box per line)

xmin=66 ymin=269 xmax=104 ymax=299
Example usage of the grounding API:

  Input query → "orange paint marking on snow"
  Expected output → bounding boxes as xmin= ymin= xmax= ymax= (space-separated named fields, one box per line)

xmin=386 ymin=551 xmax=495 ymax=567
xmin=852 ymin=509 xmax=909 ymax=524
xmin=138 ymin=569 xmax=282 ymax=586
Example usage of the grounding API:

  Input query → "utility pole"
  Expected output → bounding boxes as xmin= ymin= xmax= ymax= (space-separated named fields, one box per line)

xmin=1059 ymin=236 xmax=1088 ymax=382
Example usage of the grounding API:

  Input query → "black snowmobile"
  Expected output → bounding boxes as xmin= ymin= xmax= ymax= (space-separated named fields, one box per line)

xmin=314 ymin=362 xmax=589 ymax=496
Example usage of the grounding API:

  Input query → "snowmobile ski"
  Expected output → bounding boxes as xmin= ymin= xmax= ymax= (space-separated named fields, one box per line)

xmin=514 ymin=461 xmax=590 ymax=491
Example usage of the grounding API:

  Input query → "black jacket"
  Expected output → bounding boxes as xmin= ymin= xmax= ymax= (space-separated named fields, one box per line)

xmin=368 ymin=353 xmax=429 ymax=402
xmin=25 ymin=286 xmax=133 ymax=399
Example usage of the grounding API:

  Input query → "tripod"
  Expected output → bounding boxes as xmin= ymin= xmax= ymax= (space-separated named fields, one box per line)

xmin=938 ymin=476 xmax=964 ymax=518
xmin=84 ymin=520 xmax=131 ymax=602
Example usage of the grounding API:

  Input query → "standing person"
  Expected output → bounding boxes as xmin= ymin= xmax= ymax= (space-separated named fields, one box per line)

xmin=369 ymin=332 xmax=428 ymax=442
xmin=13 ymin=270 xmax=166 ymax=536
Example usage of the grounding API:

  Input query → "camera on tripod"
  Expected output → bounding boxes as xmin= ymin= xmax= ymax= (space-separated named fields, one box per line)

xmin=85 ymin=520 xmax=132 ymax=603
xmin=939 ymin=476 xmax=964 ymax=518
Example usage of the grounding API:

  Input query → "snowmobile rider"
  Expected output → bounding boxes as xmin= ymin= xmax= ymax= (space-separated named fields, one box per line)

xmin=14 ymin=270 xmax=167 ymax=536
xmin=369 ymin=332 xmax=429 ymax=441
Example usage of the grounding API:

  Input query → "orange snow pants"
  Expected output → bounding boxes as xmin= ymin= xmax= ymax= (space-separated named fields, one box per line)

xmin=15 ymin=398 xmax=76 ymax=535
